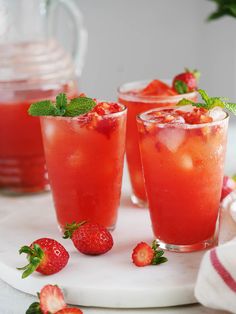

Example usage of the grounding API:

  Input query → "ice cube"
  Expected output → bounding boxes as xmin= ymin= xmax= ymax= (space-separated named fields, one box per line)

xmin=43 ymin=121 xmax=56 ymax=142
xmin=176 ymin=105 xmax=195 ymax=113
xmin=158 ymin=128 xmax=185 ymax=153
xmin=169 ymin=116 xmax=185 ymax=124
xmin=208 ymin=107 xmax=226 ymax=121
xmin=179 ymin=154 xmax=193 ymax=170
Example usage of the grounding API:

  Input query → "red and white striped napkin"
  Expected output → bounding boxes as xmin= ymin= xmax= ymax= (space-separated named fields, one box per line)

xmin=195 ymin=192 xmax=236 ymax=313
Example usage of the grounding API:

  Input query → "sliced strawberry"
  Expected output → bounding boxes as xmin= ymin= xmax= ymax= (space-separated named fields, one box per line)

xmin=55 ymin=308 xmax=83 ymax=314
xmin=221 ymin=175 xmax=236 ymax=201
xmin=139 ymin=80 xmax=177 ymax=96
xmin=132 ymin=242 xmax=154 ymax=267
xmin=40 ymin=285 xmax=67 ymax=314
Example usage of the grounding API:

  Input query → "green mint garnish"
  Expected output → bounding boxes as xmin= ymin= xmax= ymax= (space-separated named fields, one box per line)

xmin=55 ymin=93 xmax=67 ymax=116
xmin=151 ymin=240 xmax=168 ymax=265
xmin=177 ymin=89 xmax=236 ymax=114
xmin=28 ymin=100 xmax=56 ymax=116
xmin=28 ymin=93 xmax=96 ymax=117
xmin=174 ymin=80 xmax=188 ymax=94
xmin=65 ymin=97 xmax=96 ymax=117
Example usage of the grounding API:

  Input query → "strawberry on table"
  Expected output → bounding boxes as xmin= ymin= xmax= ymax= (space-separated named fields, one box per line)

xmin=173 ymin=68 xmax=200 ymax=94
xmin=63 ymin=221 xmax=113 ymax=255
xmin=40 ymin=285 xmax=67 ymax=314
xmin=132 ymin=240 xmax=168 ymax=267
xmin=25 ymin=284 xmax=84 ymax=314
xmin=18 ymin=238 xmax=69 ymax=278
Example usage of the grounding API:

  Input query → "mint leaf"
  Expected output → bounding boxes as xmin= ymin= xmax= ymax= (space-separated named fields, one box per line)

xmin=28 ymin=100 xmax=56 ymax=116
xmin=174 ymin=80 xmax=188 ymax=94
xmin=55 ymin=93 xmax=67 ymax=116
xmin=198 ymin=89 xmax=210 ymax=107
xmin=65 ymin=97 xmax=96 ymax=117
xmin=177 ymin=89 xmax=236 ymax=115
xmin=177 ymin=98 xmax=196 ymax=106
xmin=224 ymin=103 xmax=236 ymax=115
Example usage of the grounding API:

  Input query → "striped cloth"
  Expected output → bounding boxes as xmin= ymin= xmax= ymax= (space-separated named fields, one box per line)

xmin=195 ymin=193 xmax=236 ymax=313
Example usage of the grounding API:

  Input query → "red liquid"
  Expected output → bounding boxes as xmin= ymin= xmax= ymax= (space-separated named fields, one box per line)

xmin=0 ymin=84 xmax=78 ymax=193
xmin=137 ymin=108 xmax=228 ymax=248
xmin=40 ymin=105 xmax=127 ymax=230
xmin=118 ymin=83 xmax=197 ymax=205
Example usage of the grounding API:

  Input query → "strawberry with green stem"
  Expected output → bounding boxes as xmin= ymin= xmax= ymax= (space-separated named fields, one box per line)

xmin=18 ymin=238 xmax=69 ymax=278
xmin=63 ymin=221 xmax=113 ymax=255
xmin=173 ymin=68 xmax=200 ymax=94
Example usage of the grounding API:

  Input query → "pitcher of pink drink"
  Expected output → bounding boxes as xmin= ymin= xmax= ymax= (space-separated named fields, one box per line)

xmin=0 ymin=0 xmax=87 ymax=194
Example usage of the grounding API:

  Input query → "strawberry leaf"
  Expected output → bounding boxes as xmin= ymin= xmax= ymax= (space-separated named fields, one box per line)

xmin=151 ymin=240 xmax=168 ymax=265
xmin=174 ymin=80 xmax=188 ymax=94
xmin=26 ymin=302 xmax=42 ymax=314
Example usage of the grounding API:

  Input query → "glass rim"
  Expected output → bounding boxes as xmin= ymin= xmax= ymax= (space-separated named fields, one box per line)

xmin=40 ymin=103 xmax=127 ymax=121
xmin=117 ymin=79 xmax=198 ymax=103
xmin=136 ymin=106 xmax=229 ymax=129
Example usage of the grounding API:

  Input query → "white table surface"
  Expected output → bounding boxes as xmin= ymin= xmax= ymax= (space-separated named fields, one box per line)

xmin=0 ymin=124 xmax=235 ymax=314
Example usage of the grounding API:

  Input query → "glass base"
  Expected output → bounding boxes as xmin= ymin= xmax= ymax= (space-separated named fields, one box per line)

xmin=131 ymin=193 xmax=148 ymax=208
xmin=157 ymin=235 xmax=217 ymax=253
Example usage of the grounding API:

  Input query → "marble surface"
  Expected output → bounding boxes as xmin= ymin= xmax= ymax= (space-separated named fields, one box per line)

xmin=0 ymin=193 xmax=205 ymax=308
xmin=0 ymin=124 xmax=235 ymax=314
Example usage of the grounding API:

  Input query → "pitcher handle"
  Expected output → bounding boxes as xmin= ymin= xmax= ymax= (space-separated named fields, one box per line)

xmin=48 ymin=0 xmax=88 ymax=77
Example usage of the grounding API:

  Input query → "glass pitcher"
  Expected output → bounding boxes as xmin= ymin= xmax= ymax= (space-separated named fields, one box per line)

xmin=0 ymin=0 xmax=87 ymax=194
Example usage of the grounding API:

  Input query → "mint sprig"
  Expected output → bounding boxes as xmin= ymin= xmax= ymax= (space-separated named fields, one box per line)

xmin=28 ymin=93 xmax=96 ymax=117
xmin=177 ymin=89 xmax=236 ymax=114
xmin=65 ymin=97 xmax=96 ymax=117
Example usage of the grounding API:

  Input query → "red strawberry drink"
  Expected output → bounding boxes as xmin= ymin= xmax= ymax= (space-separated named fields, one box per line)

xmin=40 ymin=101 xmax=127 ymax=230
xmin=137 ymin=105 xmax=228 ymax=252
xmin=118 ymin=79 xmax=197 ymax=207
xmin=0 ymin=83 xmax=78 ymax=194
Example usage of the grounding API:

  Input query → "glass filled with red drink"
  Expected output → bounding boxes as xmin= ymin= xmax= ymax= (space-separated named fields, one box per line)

xmin=137 ymin=105 xmax=228 ymax=252
xmin=40 ymin=101 xmax=127 ymax=230
xmin=118 ymin=79 xmax=197 ymax=207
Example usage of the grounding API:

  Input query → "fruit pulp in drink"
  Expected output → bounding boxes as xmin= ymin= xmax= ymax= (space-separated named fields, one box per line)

xmin=40 ymin=102 xmax=127 ymax=230
xmin=137 ymin=106 xmax=228 ymax=249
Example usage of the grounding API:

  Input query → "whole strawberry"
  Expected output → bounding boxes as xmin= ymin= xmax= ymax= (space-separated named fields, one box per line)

xmin=173 ymin=68 xmax=200 ymax=94
xmin=63 ymin=221 xmax=113 ymax=255
xmin=18 ymin=238 xmax=69 ymax=278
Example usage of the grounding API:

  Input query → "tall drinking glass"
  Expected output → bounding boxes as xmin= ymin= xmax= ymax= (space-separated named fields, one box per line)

xmin=137 ymin=107 xmax=228 ymax=252
xmin=118 ymin=80 xmax=197 ymax=207
xmin=40 ymin=104 xmax=127 ymax=231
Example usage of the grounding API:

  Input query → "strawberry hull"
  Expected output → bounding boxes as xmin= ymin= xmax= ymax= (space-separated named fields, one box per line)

xmin=118 ymin=80 xmax=197 ymax=207
xmin=137 ymin=107 xmax=229 ymax=252
xmin=40 ymin=105 xmax=127 ymax=230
